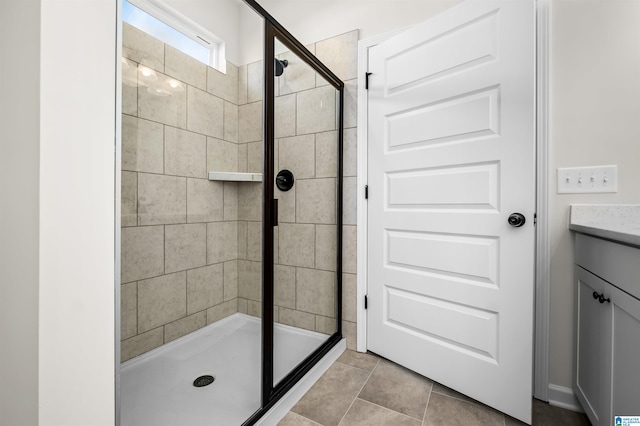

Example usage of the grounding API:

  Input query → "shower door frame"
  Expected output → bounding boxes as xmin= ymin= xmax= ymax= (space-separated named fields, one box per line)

xmin=242 ymin=1 xmax=345 ymax=424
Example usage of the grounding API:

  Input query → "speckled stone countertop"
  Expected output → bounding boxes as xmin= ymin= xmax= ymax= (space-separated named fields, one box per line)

xmin=569 ymin=204 xmax=640 ymax=247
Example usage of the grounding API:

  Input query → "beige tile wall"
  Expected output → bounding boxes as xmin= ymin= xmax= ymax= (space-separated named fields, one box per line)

xmin=324 ymin=32 xmax=359 ymax=351
xmin=121 ymin=24 xmax=360 ymax=362
xmin=236 ymin=30 xmax=359 ymax=350
xmin=120 ymin=24 xmax=243 ymax=362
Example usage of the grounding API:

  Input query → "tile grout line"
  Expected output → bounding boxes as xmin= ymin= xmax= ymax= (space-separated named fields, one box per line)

xmin=421 ymin=380 xmax=434 ymax=424
xmin=333 ymin=359 xmax=373 ymax=376
xmin=353 ymin=397 xmax=426 ymax=424
xmin=287 ymin=411 xmax=324 ymax=426
xmin=430 ymin=388 xmax=481 ymax=405
xmin=431 ymin=388 xmax=494 ymax=410
xmin=335 ymin=357 xmax=380 ymax=426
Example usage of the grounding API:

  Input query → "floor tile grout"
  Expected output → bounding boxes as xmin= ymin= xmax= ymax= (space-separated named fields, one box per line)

xmin=289 ymin=411 xmax=324 ymax=426
xmin=428 ymin=392 xmax=508 ymax=424
xmin=335 ymin=357 xmax=380 ymax=426
xmin=357 ymin=397 xmax=426 ymax=423
xmin=421 ymin=380 xmax=434 ymax=425
xmin=333 ymin=359 xmax=377 ymax=375
xmin=431 ymin=390 xmax=484 ymax=406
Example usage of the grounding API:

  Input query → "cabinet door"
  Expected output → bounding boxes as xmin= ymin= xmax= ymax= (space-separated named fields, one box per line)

xmin=575 ymin=266 xmax=612 ymax=426
xmin=610 ymin=284 xmax=640 ymax=417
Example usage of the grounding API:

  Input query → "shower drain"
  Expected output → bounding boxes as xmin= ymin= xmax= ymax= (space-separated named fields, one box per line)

xmin=193 ymin=375 xmax=215 ymax=388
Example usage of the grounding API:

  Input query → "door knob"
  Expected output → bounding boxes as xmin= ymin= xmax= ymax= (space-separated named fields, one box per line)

xmin=508 ymin=213 xmax=526 ymax=227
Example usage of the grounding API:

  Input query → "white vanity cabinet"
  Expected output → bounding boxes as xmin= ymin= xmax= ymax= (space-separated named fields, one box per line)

xmin=574 ymin=233 xmax=640 ymax=426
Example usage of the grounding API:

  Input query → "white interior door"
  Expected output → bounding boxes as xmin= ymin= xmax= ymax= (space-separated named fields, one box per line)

xmin=366 ymin=0 xmax=535 ymax=423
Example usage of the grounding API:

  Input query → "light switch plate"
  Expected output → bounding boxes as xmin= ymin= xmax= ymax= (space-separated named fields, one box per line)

xmin=557 ymin=165 xmax=618 ymax=194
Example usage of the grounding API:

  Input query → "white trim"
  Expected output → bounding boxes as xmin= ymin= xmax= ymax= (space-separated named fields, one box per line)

xmin=115 ymin=0 xmax=123 ymax=422
xmin=39 ymin=1 xmax=116 ymax=420
xmin=548 ymin=384 xmax=583 ymax=413
xmin=356 ymin=29 xmax=405 ymax=353
xmin=126 ymin=0 xmax=226 ymax=71
xmin=255 ymin=339 xmax=346 ymax=425
xmin=534 ymin=0 xmax=551 ymax=402
xmin=356 ymin=39 xmax=369 ymax=353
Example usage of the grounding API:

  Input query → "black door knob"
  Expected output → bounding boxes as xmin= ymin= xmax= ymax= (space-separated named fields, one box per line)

xmin=508 ymin=213 xmax=526 ymax=227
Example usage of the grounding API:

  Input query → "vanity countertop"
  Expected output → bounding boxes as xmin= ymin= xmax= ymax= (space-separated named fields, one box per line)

xmin=569 ymin=204 xmax=640 ymax=247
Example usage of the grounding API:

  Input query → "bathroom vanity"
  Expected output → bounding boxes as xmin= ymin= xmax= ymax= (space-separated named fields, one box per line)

xmin=570 ymin=205 xmax=640 ymax=425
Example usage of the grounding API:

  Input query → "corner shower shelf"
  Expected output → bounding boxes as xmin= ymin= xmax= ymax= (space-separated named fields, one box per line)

xmin=207 ymin=172 xmax=262 ymax=182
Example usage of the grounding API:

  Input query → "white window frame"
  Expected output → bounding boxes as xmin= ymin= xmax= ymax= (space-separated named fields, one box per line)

xmin=125 ymin=0 xmax=226 ymax=72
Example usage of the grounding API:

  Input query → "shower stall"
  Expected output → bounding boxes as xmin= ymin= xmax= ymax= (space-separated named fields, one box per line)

xmin=118 ymin=0 xmax=344 ymax=424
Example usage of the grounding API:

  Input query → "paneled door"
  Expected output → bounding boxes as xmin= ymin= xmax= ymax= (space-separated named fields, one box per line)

xmin=367 ymin=0 xmax=535 ymax=423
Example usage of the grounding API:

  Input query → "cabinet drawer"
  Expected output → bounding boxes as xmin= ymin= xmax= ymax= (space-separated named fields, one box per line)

xmin=575 ymin=233 xmax=640 ymax=300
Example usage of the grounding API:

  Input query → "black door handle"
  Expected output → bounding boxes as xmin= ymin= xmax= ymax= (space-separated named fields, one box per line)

xmin=272 ymin=199 xmax=278 ymax=227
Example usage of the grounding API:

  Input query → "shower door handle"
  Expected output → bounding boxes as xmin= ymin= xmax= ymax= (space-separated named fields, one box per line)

xmin=272 ymin=199 xmax=278 ymax=227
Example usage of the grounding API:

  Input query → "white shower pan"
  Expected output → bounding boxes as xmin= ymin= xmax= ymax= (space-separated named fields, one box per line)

xmin=120 ymin=313 xmax=344 ymax=426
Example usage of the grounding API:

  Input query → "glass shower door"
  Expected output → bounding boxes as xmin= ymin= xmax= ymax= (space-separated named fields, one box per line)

xmin=271 ymin=36 xmax=342 ymax=386
xmin=260 ymin=25 xmax=343 ymax=403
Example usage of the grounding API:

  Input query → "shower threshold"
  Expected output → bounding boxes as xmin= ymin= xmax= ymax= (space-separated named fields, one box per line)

xmin=120 ymin=313 xmax=344 ymax=425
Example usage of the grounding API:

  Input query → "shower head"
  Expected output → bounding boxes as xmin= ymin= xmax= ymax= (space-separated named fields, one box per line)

xmin=275 ymin=59 xmax=288 ymax=77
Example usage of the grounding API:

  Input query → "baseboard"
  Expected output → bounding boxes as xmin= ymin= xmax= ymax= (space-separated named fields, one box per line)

xmin=547 ymin=384 xmax=584 ymax=413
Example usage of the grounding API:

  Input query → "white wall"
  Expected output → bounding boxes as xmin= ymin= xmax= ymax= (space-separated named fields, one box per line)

xmin=0 ymin=1 xmax=41 ymax=424
xmin=548 ymin=0 xmax=640 ymax=391
xmin=240 ymin=0 xmax=458 ymax=64
xmin=239 ymin=1 xmax=267 ymax=66
xmin=38 ymin=0 xmax=116 ymax=423
xmin=260 ymin=0 xmax=458 ymax=44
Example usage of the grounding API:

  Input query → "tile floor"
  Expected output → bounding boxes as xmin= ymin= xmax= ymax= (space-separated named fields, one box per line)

xmin=278 ymin=350 xmax=590 ymax=426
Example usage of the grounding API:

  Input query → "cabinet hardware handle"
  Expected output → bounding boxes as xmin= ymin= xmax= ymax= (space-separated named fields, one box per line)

xmin=598 ymin=294 xmax=611 ymax=304
xmin=592 ymin=291 xmax=611 ymax=304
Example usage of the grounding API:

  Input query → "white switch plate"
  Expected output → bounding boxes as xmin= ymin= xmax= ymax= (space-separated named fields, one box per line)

xmin=557 ymin=165 xmax=618 ymax=194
